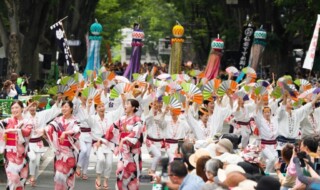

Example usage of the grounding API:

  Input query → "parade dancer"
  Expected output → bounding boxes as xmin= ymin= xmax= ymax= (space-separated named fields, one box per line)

xmin=45 ymin=101 xmax=80 ymax=190
xmin=209 ymin=95 xmax=233 ymax=136
xmin=254 ymin=98 xmax=279 ymax=173
xmin=24 ymin=97 xmax=62 ymax=186
xmin=73 ymin=91 xmax=93 ymax=180
xmin=106 ymin=99 xmax=143 ymax=190
xmin=163 ymin=107 xmax=191 ymax=162
xmin=144 ymin=100 xmax=166 ymax=174
xmin=90 ymin=102 xmax=113 ymax=190
xmin=276 ymin=92 xmax=320 ymax=150
xmin=0 ymin=101 xmax=33 ymax=190
xmin=229 ymin=97 xmax=256 ymax=149
xmin=299 ymin=103 xmax=320 ymax=138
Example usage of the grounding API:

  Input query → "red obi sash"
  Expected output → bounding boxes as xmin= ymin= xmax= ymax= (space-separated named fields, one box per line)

xmin=6 ymin=133 xmax=16 ymax=146
xmin=58 ymin=131 xmax=71 ymax=147
xmin=120 ymin=132 xmax=130 ymax=140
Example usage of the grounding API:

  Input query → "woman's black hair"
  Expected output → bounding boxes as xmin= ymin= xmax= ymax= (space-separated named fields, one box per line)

xmin=127 ymin=99 xmax=140 ymax=113
xmin=11 ymin=100 xmax=24 ymax=108
xmin=62 ymin=100 xmax=74 ymax=113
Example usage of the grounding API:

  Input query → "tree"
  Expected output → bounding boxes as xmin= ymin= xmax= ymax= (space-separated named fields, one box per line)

xmin=0 ymin=0 xmax=99 ymax=82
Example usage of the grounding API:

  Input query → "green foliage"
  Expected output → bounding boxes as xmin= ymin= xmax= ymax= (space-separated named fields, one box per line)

xmin=95 ymin=0 xmax=183 ymax=63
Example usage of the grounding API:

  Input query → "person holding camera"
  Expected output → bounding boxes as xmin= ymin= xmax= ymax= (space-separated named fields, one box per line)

xmin=0 ymin=80 xmax=18 ymax=99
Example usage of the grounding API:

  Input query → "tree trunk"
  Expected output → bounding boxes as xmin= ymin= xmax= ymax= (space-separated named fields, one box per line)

xmin=20 ymin=0 xmax=51 ymax=80
xmin=5 ymin=0 xmax=20 ymax=78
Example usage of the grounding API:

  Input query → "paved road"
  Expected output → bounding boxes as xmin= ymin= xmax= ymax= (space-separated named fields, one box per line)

xmin=0 ymin=145 xmax=155 ymax=190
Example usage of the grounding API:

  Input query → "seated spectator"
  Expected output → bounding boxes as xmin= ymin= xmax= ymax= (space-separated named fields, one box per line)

xmin=168 ymin=160 xmax=204 ymax=190
xmin=196 ymin=155 xmax=211 ymax=182
xmin=204 ymin=158 xmax=223 ymax=184
xmin=255 ymin=176 xmax=281 ymax=190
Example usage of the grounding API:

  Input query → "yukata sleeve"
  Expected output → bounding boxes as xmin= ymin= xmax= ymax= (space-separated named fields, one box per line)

xmin=105 ymin=120 xmax=120 ymax=144
xmin=37 ymin=105 xmax=61 ymax=129
xmin=20 ymin=122 xmax=33 ymax=137
xmin=185 ymin=109 xmax=204 ymax=140
xmin=295 ymin=103 xmax=313 ymax=124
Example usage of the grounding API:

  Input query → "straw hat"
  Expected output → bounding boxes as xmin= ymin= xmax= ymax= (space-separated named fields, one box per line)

xmin=216 ymin=138 xmax=234 ymax=154
xmin=188 ymin=148 xmax=211 ymax=168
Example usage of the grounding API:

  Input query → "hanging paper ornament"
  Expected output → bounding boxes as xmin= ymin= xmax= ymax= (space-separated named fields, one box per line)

xmin=84 ymin=20 xmax=103 ymax=79
xmin=204 ymin=36 xmax=224 ymax=80
xmin=169 ymin=22 xmax=184 ymax=74
xmin=123 ymin=23 xmax=144 ymax=81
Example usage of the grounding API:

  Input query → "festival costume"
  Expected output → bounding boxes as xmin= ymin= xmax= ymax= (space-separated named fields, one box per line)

xmin=164 ymin=115 xmax=191 ymax=161
xmin=229 ymin=102 xmax=256 ymax=148
xmin=106 ymin=115 xmax=143 ymax=190
xmin=24 ymin=104 xmax=61 ymax=180
xmin=73 ymin=97 xmax=92 ymax=176
xmin=144 ymin=108 xmax=166 ymax=171
xmin=209 ymin=102 xmax=233 ymax=136
xmin=254 ymin=110 xmax=278 ymax=173
xmin=276 ymin=103 xmax=312 ymax=149
xmin=299 ymin=106 xmax=320 ymax=137
xmin=0 ymin=117 xmax=32 ymax=190
xmin=45 ymin=116 xmax=80 ymax=190
xmin=90 ymin=114 xmax=115 ymax=179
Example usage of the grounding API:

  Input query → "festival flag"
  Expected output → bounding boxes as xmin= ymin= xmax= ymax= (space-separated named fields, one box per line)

xmin=123 ymin=23 xmax=144 ymax=81
xmin=236 ymin=22 xmax=255 ymax=82
xmin=83 ymin=20 xmax=103 ymax=79
xmin=303 ymin=14 xmax=320 ymax=70
xmin=50 ymin=18 xmax=74 ymax=75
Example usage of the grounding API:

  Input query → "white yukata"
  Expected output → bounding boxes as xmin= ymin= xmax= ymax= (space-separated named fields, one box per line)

xmin=209 ymin=101 xmax=233 ymax=136
xmin=253 ymin=110 xmax=278 ymax=173
xmin=73 ymin=97 xmax=92 ymax=176
xmin=185 ymin=109 xmax=211 ymax=148
xmin=144 ymin=108 xmax=166 ymax=171
xmin=230 ymin=102 xmax=256 ymax=148
xmin=101 ymin=91 xmax=122 ymax=113
xmin=299 ymin=106 xmax=320 ymax=138
xmin=163 ymin=115 xmax=192 ymax=162
xmin=24 ymin=104 xmax=61 ymax=180
xmin=90 ymin=114 xmax=115 ymax=179
xmin=276 ymin=103 xmax=312 ymax=150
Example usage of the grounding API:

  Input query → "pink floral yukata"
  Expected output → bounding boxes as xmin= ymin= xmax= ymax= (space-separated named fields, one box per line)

xmin=106 ymin=114 xmax=143 ymax=190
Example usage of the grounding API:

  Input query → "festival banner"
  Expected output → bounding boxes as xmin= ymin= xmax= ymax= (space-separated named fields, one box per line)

xmin=50 ymin=19 xmax=74 ymax=75
xmin=303 ymin=14 xmax=320 ymax=70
